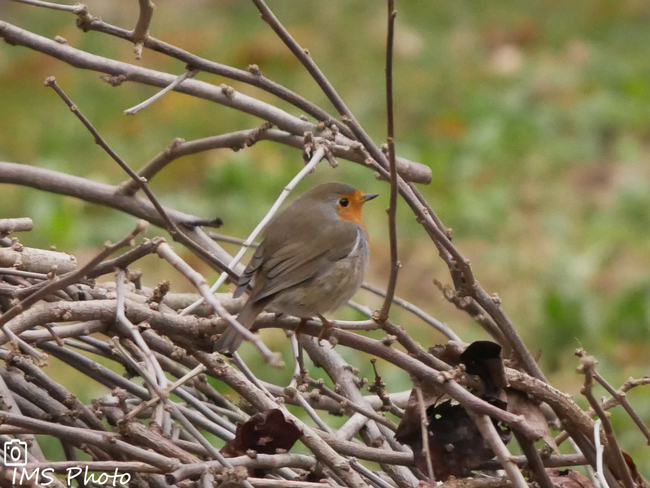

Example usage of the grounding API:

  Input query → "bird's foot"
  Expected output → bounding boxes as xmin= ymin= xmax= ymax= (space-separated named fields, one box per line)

xmin=294 ymin=317 xmax=308 ymax=340
xmin=317 ymin=315 xmax=334 ymax=344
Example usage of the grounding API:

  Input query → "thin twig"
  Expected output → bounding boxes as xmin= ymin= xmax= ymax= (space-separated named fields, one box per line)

xmin=348 ymin=459 xmax=396 ymax=488
xmin=115 ymin=269 xmax=166 ymax=385
xmin=132 ymin=0 xmax=155 ymax=59
xmin=8 ymin=0 xmax=87 ymax=13
xmin=180 ymin=145 xmax=325 ymax=316
xmin=592 ymin=370 xmax=650 ymax=446
xmin=577 ymin=351 xmax=635 ymax=488
xmin=307 ymin=379 xmax=397 ymax=431
xmin=0 ymin=221 xmax=147 ymax=338
xmin=467 ymin=410 xmax=528 ymax=488
xmin=415 ymin=387 xmax=435 ymax=486
xmin=195 ymin=350 xmax=372 ymax=488
xmin=378 ymin=0 xmax=399 ymax=323
xmin=157 ymin=242 xmax=282 ymax=366
xmin=125 ymin=69 xmax=198 ymax=114
xmin=43 ymin=77 xmax=237 ymax=279
xmin=594 ymin=419 xmax=610 ymax=488
xmin=110 ymin=340 xmax=249 ymax=487
xmin=361 ymin=282 xmax=461 ymax=341
xmin=0 ymin=268 xmax=48 ymax=280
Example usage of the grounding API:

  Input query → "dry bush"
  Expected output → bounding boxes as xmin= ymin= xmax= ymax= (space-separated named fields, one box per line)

xmin=0 ymin=2 xmax=648 ymax=488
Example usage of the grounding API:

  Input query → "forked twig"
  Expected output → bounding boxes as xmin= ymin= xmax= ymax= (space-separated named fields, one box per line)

xmin=156 ymin=242 xmax=282 ymax=366
xmin=0 ymin=221 xmax=147 ymax=338
xmin=592 ymin=370 xmax=650 ymax=445
xmin=181 ymin=145 xmax=325 ymax=316
xmin=577 ymin=350 xmax=635 ymax=488
xmin=43 ymin=77 xmax=236 ymax=279
xmin=132 ymin=0 xmax=155 ymax=59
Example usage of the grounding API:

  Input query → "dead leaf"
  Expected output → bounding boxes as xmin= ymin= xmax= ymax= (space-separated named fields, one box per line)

xmin=459 ymin=341 xmax=507 ymax=400
xmin=506 ymin=388 xmax=557 ymax=452
xmin=548 ymin=469 xmax=598 ymax=488
xmin=396 ymin=399 xmax=511 ymax=481
xmin=221 ymin=409 xmax=302 ymax=458
xmin=623 ymin=452 xmax=650 ymax=488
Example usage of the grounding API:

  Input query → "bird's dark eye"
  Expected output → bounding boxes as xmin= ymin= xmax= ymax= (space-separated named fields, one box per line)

xmin=339 ymin=198 xmax=349 ymax=207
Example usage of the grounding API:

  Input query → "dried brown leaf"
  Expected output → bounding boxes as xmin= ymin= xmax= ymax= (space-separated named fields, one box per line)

xmin=396 ymin=399 xmax=511 ymax=481
xmin=459 ymin=341 xmax=507 ymax=400
xmin=548 ymin=469 xmax=598 ymax=488
xmin=623 ymin=452 xmax=650 ymax=488
xmin=221 ymin=408 xmax=302 ymax=458
xmin=506 ymin=388 xmax=557 ymax=452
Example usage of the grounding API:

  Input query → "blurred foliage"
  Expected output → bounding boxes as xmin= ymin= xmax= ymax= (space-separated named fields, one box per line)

xmin=1 ymin=0 xmax=649 ymax=472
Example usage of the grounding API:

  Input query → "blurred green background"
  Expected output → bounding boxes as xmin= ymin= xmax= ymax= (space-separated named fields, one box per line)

xmin=1 ymin=0 xmax=649 ymax=474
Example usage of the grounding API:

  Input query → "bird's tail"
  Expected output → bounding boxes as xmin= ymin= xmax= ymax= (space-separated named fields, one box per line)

xmin=214 ymin=299 xmax=266 ymax=354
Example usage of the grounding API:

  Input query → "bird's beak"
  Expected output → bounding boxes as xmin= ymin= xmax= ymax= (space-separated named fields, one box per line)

xmin=361 ymin=193 xmax=379 ymax=203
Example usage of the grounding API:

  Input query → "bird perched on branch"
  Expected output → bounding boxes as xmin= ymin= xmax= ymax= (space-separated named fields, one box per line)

xmin=215 ymin=182 xmax=378 ymax=354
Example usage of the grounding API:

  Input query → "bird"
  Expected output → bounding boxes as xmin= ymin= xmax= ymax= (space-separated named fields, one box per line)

xmin=214 ymin=182 xmax=378 ymax=354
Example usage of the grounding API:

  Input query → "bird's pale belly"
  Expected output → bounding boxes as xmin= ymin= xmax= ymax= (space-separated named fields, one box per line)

xmin=270 ymin=245 xmax=368 ymax=318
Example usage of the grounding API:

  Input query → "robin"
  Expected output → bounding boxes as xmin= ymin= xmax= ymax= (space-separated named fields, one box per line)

xmin=215 ymin=182 xmax=378 ymax=354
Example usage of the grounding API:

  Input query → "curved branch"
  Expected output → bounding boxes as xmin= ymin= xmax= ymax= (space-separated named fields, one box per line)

xmin=0 ymin=20 xmax=431 ymax=185
xmin=0 ymin=161 xmax=240 ymax=277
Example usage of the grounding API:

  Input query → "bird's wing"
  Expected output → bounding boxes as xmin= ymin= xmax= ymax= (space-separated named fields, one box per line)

xmin=232 ymin=242 xmax=267 ymax=298
xmin=253 ymin=223 xmax=360 ymax=301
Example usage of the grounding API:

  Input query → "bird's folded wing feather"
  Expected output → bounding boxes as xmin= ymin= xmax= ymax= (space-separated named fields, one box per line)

xmin=232 ymin=243 xmax=266 ymax=298
xmin=254 ymin=224 xmax=360 ymax=301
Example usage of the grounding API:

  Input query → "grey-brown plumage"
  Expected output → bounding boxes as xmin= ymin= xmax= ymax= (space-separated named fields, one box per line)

xmin=214 ymin=182 xmax=377 ymax=354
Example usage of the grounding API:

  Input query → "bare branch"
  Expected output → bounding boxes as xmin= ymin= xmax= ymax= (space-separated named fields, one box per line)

xmin=378 ymin=0 xmax=399 ymax=323
xmin=577 ymin=350 xmax=635 ymax=488
xmin=132 ymin=0 xmax=155 ymax=59
xmin=0 ymin=221 xmax=147 ymax=337
xmin=8 ymin=0 xmax=87 ymax=14
xmin=0 ymin=218 xmax=33 ymax=236
xmin=124 ymin=69 xmax=198 ymax=115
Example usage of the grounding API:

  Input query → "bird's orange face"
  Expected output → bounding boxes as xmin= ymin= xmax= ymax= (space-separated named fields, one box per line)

xmin=335 ymin=190 xmax=378 ymax=231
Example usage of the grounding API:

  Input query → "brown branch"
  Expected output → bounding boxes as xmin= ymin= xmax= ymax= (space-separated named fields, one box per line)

xmin=0 ymin=411 xmax=179 ymax=471
xmin=8 ymin=0 xmax=86 ymax=14
xmin=0 ymin=218 xmax=33 ymax=236
xmin=378 ymin=0 xmax=399 ymax=323
xmin=74 ymin=7 xmax=355 ymax=139
xmin=300 ymin=336 xmax=419 ymax=487
xmin=156 ymin=242 xmax=281 ymax=366
xmin=132 ymin=0 xmax=155 ymax=59
xmin=0 ymin=221 xmax=146 ymax=335
xmin=280 ymin=320 xmax=544 ymax=439
xmin=512 ymin=431 xmax=554 ymax=488
xmin=0 ymin=20 xmax=431 ymax=183
xmin=415 ymin=387 xmax=435 ymax=485
xmin=592 ymin=371 xmax=650 ymax=446
xmin=362 ymin=282 xmax=461 ymax=341
xmin=0 ymin=374 xmax=45 ymax=462
xmin=44 ymin=77 xmax=238 ymax=281
xmin=466 ymin=410 xmax=528 ymax=488
xmin=166 ymin=454 xmax=316 ymax=484
xmin=193 ymin=350 xmax=373 ymax=488
xmin=0 ymin=246 xmax=77 ymax=275
xmin=116 ymin=124 xmax=272 ymax=196
xmin=0 ymin=161 xmax=239 ymax=278
xmin=577 ymin=351 xmax=635 ymax=488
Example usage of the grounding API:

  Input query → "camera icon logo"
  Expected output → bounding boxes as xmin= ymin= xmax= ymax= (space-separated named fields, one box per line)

xmin=3 ymin=439 xmax=27 ymax=467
